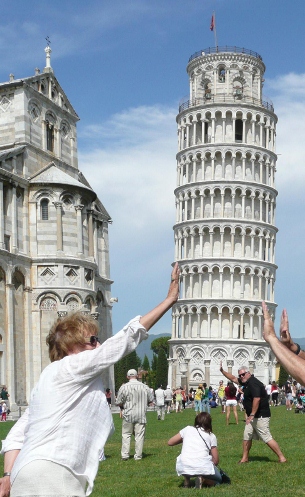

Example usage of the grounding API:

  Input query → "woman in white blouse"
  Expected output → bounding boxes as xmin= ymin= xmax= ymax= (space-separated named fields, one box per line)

xmin=168 ymin=412 xmax=223 ymax=489
xmin=0 ymin=264 xmax=180 ymax=497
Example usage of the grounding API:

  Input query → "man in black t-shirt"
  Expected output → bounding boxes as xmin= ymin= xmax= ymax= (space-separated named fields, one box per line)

xmin=238 ymin=366 xmax=286 ymax=464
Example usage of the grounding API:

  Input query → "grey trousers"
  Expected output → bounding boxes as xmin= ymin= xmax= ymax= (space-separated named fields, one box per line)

xmin=157 ymin=405 xmax=166 ymax=420
xmin=122 ymin=420 xmax=146 ymax=460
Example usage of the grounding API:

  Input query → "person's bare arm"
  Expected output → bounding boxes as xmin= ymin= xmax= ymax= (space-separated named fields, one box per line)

xmin=246 ymin=398 xmax=260 ymax=425
xmin=0 ymin=449 xmax=20 ymax=497
xmin=140 ymin=263 xmax=180 ymax=331
xmin=278 ymin=308 xmax=305 ymax=360
xmin=219 ymin=361 xmax=239 ymax=384
xmin=262 ymin=302 xmax=305 ymax=384
xmin=168 ymin=433 xmax=183 ymax=446
xmin=210 ymin=446 xmax=219 ymax=466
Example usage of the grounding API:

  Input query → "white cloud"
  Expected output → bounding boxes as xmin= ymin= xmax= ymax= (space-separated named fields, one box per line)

xmin=79 ymin=105 xmax=177 ymax=244
xmin=265 ymin=73 xmax=305 ymax=194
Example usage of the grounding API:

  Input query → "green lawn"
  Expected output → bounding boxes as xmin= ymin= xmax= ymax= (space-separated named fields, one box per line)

xmin=0 ymin=406 xmax=304 ymax=496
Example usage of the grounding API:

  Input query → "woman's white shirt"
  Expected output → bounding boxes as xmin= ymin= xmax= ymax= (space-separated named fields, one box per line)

xmin=2 ymin=317 xmax=147 ymax=496
xmin=176 ymin=426 xmax=217 ymax=476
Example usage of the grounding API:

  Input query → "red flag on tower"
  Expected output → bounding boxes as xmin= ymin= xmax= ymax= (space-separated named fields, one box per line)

xmin=210 ymin=14 xmax=215 ymax=31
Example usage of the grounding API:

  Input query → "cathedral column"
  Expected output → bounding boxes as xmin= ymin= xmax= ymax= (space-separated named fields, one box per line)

xmin=54 ymin=201 xmax=63 ymax=252
xmin=5 ymin=282 xmax=16 ymax=406
xmin=0 ymin=182 xmax=4 ymax=248
xmin=23 ymin=189 xmax=29 ymax=255
xmin=24 ymin=286 xmax=33 ymax=400
xmin=87 ymin=209 xmax=94 ymax=258
xmin=11 ymin=183 xmax=17 ymax=253
xmin=75 ymin=204 xmax=84 ymax=255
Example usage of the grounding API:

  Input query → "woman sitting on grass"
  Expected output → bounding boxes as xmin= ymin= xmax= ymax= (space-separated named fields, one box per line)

xmin=168 ymin=412 xmax=223 ymax=488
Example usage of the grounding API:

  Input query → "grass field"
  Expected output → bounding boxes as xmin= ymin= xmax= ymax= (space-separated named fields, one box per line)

xmin=0 ymin=406 xmax=304 ymax=496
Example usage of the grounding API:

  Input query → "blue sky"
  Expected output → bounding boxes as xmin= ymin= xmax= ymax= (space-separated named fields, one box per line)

xmin=3 ymin=0 xmax=305 ymax=338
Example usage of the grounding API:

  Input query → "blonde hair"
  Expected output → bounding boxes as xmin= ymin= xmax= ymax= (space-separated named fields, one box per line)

xmin=46 ymin=312 xmax=99 ymax=362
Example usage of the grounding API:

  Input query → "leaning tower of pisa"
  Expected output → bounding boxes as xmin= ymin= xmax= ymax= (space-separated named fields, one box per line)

xmin=168 ymin=47 xmax=277 ymax=389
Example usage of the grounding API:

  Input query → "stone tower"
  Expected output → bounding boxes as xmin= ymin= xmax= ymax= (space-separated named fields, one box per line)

xmin=168 ymin=47 xmax=277 ymax=389
xmin=0 ymin=47 xmax=114 ymax=414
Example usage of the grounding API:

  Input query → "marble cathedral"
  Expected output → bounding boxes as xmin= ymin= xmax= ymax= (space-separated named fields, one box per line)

xmin=169 ymin=46 xmax=277 ymax=389
xmin=0 ymin=47 xmax=114 ymax=415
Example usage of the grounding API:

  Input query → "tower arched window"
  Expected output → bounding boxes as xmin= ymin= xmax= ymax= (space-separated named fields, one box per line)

xmin=218 ymin=67 xmax=226 ymax=83
xmin=235 ymin=119 xmax=243 ymax=142
xmin=41 ymin=199 xmax=49 ymax=220
xmin=46 ymin=120 xmax=54 ymax=152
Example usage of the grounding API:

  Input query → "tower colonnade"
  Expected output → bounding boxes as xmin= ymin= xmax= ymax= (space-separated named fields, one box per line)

xmin=169 ymin=47 xmax=278 ymax=388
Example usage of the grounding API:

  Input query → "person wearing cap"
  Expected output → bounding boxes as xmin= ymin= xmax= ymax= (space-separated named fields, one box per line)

xmin=0 ymin=263 xmax=180 ymax=496
xmin=164 ymin=385 xmax=173 ymax=414
xmin=116 ymin=369 xmax=154 ymax=460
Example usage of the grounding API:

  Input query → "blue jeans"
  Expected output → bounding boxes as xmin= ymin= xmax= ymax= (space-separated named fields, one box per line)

xmin=194 ymin=399 xmax=201 ymax=412
xmin=201 ymin=398 xmax=210 ymax=414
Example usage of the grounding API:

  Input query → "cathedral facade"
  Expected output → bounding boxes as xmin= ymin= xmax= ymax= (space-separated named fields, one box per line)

xmin=169 ymin=47 xmax=277 ymax=389
xmin=0 ymin=47 xmax=114 ymax=413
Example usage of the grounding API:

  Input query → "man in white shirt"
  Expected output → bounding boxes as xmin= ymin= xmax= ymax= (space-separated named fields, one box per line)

xmin=155 ymin=385 xmax=166 ymax=420
xmin=116 ymin=369 xmax=154 ymax=460
xmin=164 ymin=385 xmax=173 ymax=413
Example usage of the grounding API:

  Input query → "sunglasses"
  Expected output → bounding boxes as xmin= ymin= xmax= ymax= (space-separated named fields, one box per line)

xmin=85 ymin=335 xmax=100 ymax=347
xmin=238 ymin=372 xmax=249 ymax=378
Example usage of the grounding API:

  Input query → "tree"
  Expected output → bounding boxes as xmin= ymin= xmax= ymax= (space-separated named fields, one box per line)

xmin=142 ymin=354 xmax=150 ymax=371
xmin=278 ymin=364 xmax=289 ymax=387
xmin=151 ymin=336 xmax=171 ymax=357
xmin=114 ymin=350 xmax=142 ymax=392
xmin=155 ymin=348 xmax=168 ymax=389
xmin=151 ymin=353 xmax=158 ymax=372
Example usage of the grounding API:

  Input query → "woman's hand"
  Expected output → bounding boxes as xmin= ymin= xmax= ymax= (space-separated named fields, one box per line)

xmin=167 ymin=263 xmax=180 ymax=303
xmin=0 ymin=476 xmax=11 ymax=497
